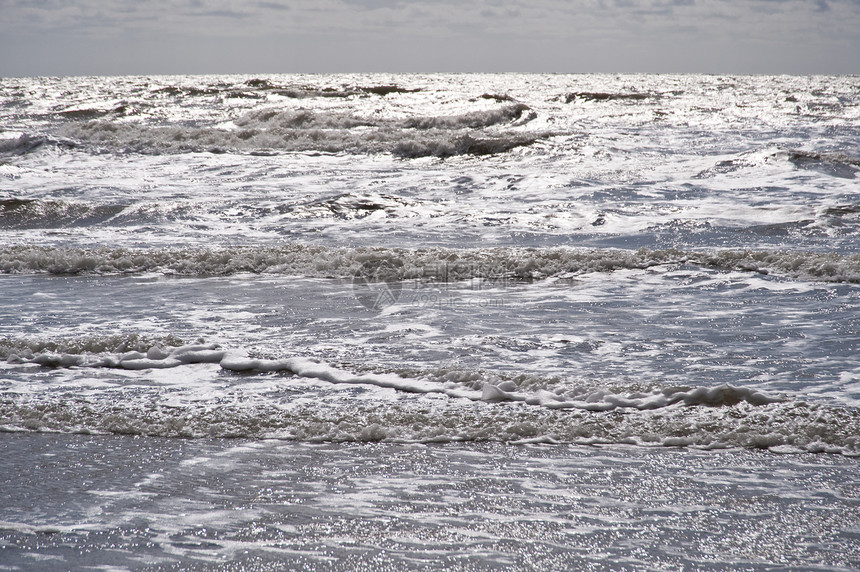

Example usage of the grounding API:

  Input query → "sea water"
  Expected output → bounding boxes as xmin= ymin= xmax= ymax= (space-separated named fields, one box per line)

xmin=0 ymin=73 xmax=859 ymax=570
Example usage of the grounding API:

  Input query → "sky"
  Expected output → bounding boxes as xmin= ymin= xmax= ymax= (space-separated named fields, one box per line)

xmin=1 ymin=0 xmax=859 ymax=76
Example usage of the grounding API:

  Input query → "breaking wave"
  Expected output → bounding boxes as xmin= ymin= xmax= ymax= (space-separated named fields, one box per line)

xmin=401 ymin=104 xmax=532 ymax=129
xmin=4 ymin=341 xmax=224 ymax=370
xmin=0 ymin=133 xmax=48 ymax=157
xmin=696 ymin=147 xmax=860 ymax=179
xmin=56 ymin=105 xmax=131 ymax=120
xmin=1 ymin=340 xmax=857 ymax=455
xmin=787 ymin=149 xmax=860 ymax=179
xmin=0 ymin=133 xmax=80 ymax=159
xmin=0 ymin=333 xmax=188 ymax=359
xmin=1 ymin=244 xmax=859 ymax=283
xmin=0 ymin=198 xmax=128 ymax=228
xmin=55 ymin=104 xmax=540 ymax=158
xmin=3 ymin=391 xmax=855 ymax=454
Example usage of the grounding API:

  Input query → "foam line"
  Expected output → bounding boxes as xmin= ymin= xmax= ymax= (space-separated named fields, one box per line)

xmin=220 ymin=355 xmax=483 ymax=400
xmin=2 ymin=245 xmax=858 ymax=283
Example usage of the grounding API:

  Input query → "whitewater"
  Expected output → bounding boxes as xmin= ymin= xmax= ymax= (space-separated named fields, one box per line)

xmin=1 ymin=73 xmax=859 ymax=570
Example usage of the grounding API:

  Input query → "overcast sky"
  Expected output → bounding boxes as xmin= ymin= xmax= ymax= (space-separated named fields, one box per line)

xmin=1 ymin=0 xmax=858 ymax=77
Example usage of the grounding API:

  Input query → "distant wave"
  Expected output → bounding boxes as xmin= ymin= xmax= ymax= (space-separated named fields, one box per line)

xmin=0 ymin=134 xmax=48 ymax=156
xmin=56 ymin=105 xmax=131 ymax=120
xmin=0 ymin=198 xmax=128 ymax=228
xmin=694 ymin=147 xmax=860 ymax=180
xmin=787 ymin=149 xmax=860 ymax=179
xmin=0 ymin=194 xmax=416 ymax=228
xmin=148 ymin=84 xmax=422 ymax=103
xmin=152 ymin=79 xmax=422 ymax=100
xmin=2 ymin=244 xmax=858 ymax=282
xmin=55 ymin=103 xmax=540 ymax=158
xmin=562 ymin=92 xmax=653 ymax=103
xmin=400 ymin=104 xmax=532 ymax=129
xmin=0 ymin=133 xmax=79 ymax=159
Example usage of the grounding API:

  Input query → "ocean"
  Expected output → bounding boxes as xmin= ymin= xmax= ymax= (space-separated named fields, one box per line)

xmin=0 ymin=73 xmax=859 ymax=570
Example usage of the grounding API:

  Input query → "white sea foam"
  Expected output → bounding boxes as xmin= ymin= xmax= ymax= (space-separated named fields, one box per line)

xmin=5 ymin=342 xmax=223 ymax=370
xmin=1 ymin=244 xmax=858 ymax=282
xmin=0 ymin=333 xmax=187 ymax=359
xmin=1 ymin=349 xmax=856 ymax=455
xmin=4 ymin=319 xmax=850 ymax=454
xmin=0 ymin=330 xmax=798 ymax=411
xmin=221 ymin=355 xmax=482 ymax=400
xmin=0 ymin=335 xmax=783 ymax=413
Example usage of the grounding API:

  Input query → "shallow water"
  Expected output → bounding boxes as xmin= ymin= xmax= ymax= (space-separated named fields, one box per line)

xmin=1 ymin=434 xmax=858 ymax=571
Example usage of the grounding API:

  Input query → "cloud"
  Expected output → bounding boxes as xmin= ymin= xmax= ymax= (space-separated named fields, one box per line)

xmin=0 ymin=0 xmax=858 ymax=75
xmin=257 ymin=1 xmax=290 ymax=10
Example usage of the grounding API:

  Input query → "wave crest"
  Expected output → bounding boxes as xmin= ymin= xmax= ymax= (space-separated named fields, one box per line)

xmin=0 ymin=333 xmax=188 ymax=360
xmin=56 ymin=103 xmax=539 ymax=157
xmin=0 ymin=134 xmax=47 ymax=156
xmin=0 ymin=198 xmax=128 ymax=228
xmin=2 ymin=245 xmax=858 ymax=283
xmin=2 ymin=349 xmax=857 ymax=455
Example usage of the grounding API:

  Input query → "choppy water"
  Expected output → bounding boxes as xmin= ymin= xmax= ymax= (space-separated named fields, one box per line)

xmin=1 ymin=73 xmax=859 ymax=569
